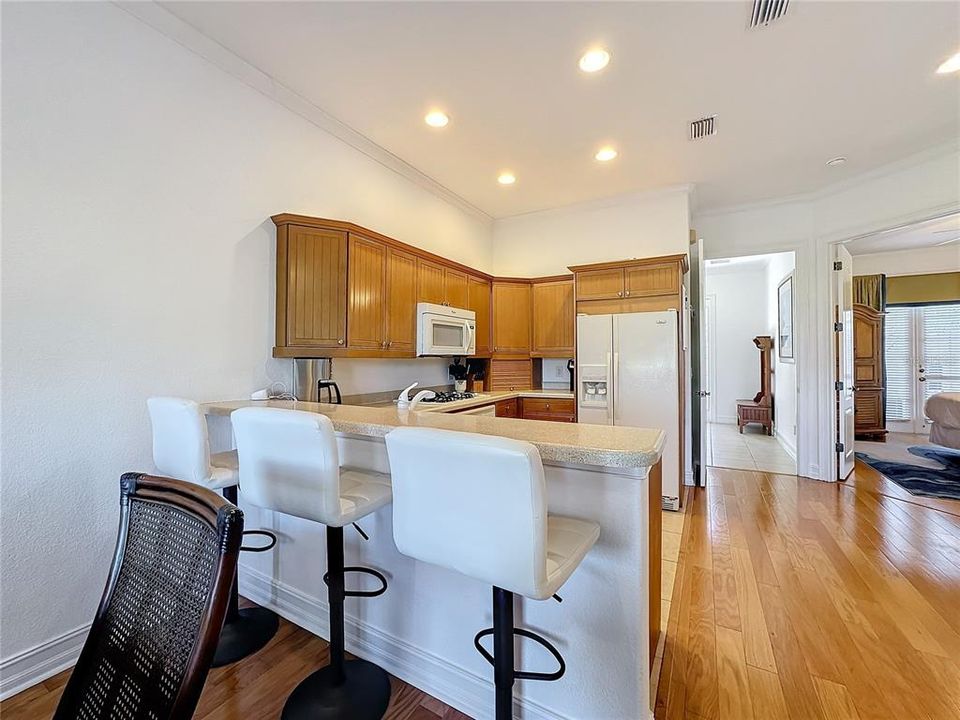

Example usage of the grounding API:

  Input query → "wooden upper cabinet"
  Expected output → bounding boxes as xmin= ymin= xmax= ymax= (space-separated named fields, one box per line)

xmin=385 ymin=248 xmax=418 ymax=353
xmin=531 ymin=279 xmax=575 ymax=357
xmin=281 ymin=224 xmax=347 ymax=349
xmin=444 ymin=269 xmax=469 ymax=309
xmin=417 ymin=258 xmax=446 ymax=305
xmin=347 ymin=234 xmax=386 ymax=349
xmin=492 ymin=282 xmax=531 ymax=355
xmin=576 ymin=268 xmax=624 ymax=300
xmin=624 ymin=263 xmax=680 ymax=298
xmin=467 ymin=276 xmax=492 ymax=355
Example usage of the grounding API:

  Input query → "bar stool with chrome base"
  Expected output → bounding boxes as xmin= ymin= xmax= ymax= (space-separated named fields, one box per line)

xmin=147 ymin=397 xmax=279 ymax=667
xmin=231 ymin=406 xmax=393 ymax=720
xmin=385 ymin=427 xmax=600 ymax=720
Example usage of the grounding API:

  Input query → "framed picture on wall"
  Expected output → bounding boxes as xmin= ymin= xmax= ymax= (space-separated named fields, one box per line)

xmin=778 ymin=273 xmax=795 ymax=361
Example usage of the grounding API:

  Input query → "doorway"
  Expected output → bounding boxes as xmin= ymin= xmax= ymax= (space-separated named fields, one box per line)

xmin=832 ymin=211 xmax=960 ymax=479
xmin=701 ymin=252 xmax=799 ymax=475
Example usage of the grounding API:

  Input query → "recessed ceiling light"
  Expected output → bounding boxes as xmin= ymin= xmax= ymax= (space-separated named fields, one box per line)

xmin=595 ymin=146 xmax=618 ymax=162
xmin=497 ymin=171 xmax=516 ymax=185
xmin=578 ymin=48 xmax=610 ymax=73
xmin=424 ymin=110 xmax=449 ymax=128
xmin=936 ymin=51 xmax=960 ymax=74
xmin=826 ymin=156 xmax=847 ymax=167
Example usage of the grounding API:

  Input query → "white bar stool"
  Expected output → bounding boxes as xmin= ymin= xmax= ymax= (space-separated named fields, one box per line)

xmin=384 ymin=427 xmax=600 ymax=720
xmin=231 ymin=407 xmax=393 ymax=720
xmin=147 ymin=397 xmax=278 ymax=667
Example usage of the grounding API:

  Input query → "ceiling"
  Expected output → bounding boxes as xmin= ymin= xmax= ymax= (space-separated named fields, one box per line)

xmin=161 ymin=1 xmax=960 ymax=218
xmin=844 ymin=213 xmax=960 ymax=255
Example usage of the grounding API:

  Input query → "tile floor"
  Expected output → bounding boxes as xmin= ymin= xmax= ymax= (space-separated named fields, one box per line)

xmin=706 ymin=421 xmax=797 ymax=475
xmin=651 ymin=506 xmax=685 ymax=698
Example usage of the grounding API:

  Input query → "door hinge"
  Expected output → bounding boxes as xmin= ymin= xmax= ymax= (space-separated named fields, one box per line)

xmin=835 ymin=380 xmax=843 ymax=391
xmin=834 ymin=321 xmax=844 ymax=332
xmin=835 ymin=441 xmax=845 ymax=453
xmin=833 ymin=260 xmax=843 ymax=271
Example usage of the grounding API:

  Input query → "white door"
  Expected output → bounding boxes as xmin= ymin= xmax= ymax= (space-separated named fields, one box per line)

xmin=614 ymin=311 xmax=681 ymax=504
xmin=576 ymin=314 xmax=614 ymax=425
xmin=886 ymin=304 xmax=960 ymax=433
xmin=835 ymin=245 xmax=856 ymax=479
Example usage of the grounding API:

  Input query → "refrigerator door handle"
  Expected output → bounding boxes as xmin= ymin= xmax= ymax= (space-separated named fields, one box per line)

xmin=605 ymin=351 xmax=614 ymax=423
xmin=612 ymin=352 xmax=620 ymax=424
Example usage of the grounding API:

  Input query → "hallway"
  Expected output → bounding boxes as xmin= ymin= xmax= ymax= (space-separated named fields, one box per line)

xmin=707 ymin=422 xmax=797 ymax=475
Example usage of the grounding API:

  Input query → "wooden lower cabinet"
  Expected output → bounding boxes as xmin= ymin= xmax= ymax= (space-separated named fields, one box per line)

xmin=519 ymin=397 xmax=576 ymax=423
xmin=495 ymin=398 xmax=520 ymax=418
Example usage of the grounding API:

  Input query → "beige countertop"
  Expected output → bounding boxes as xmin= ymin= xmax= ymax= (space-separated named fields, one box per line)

xmin=203 ymin=398 xmax=664 ymax=469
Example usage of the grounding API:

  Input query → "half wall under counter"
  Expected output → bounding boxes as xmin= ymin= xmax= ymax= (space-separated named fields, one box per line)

xmin=203 ymin=399 xmax=664 ymax=720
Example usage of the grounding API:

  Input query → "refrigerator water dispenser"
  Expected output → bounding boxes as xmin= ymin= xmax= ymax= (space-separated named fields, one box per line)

xmin=578 ymin=364 xmax=609 ymax=408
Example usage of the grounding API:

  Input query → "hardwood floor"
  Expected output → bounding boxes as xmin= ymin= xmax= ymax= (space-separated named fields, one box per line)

xmin=5 ymin=460 xmax=958 ymax=720
xmin=0 ymin=603 xmax=467 ymax=720
xmin=656 ymin=460 xmax=960 ymax=720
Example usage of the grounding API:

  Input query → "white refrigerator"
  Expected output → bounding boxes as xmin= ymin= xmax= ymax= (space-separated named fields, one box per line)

xmin=577 ymin=311 xmax=681 ymax=509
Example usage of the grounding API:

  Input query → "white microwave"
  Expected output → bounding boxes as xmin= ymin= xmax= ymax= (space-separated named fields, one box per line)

xmin=417 ymin=303 xmax=476 ymax=356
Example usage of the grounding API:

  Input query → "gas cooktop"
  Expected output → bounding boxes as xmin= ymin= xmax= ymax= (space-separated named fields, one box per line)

xmin=420 ymin=391 xmax=481 ymax=404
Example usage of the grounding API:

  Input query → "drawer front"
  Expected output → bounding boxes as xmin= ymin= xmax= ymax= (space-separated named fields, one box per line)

xmin=520 ymin=398 xmax=575 ymax=415
xmin=521 ymin=411 xmax=576 ymax=423
xmin=495 ymin=399 xmax=520 ymax=418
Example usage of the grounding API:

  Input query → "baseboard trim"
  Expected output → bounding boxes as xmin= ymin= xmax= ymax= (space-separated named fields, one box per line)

xmin=714 ymin=415 xmax=738 ymax=425
xmin=239 ymin=565 xmax=564 ymax=720
xmin=0 ymin=624 xmax=89 ymax=701
xmin=776 ymin=434 xmax=798 ymax=461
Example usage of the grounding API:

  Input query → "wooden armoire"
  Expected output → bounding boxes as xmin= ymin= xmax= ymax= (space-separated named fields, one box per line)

xmin=853 ymin=303 xmax=886 ymax=440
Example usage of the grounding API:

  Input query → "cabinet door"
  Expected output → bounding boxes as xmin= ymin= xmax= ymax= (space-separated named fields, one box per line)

xmin=444 ymin=268 xmax=469 ymax=308
xmin=489 ymin=360 xmax=533 ymax=391
xmin=576 ymin=268 xmax=624 ymax=300
xmin=417 ymin=258 xmax=446 ymax=305
xmin=385 ymin=248 xmax=417 ymax=353
xmin=532 ymin=280 xmax=574 ymax=357
xmin=492 ymin=282 xmax=532 ymax=355
xmin=467 ymin=276 xmax=492 ymax=355
xmin=284 ymin=225 xmax=347 ymax=348
xmin=624 ymin=263 xmax=680 ymax=298
xmin=347 ymin=235 xmax=387 ymax=349
xmin=495 ymin=398 xmax=520 ymax=417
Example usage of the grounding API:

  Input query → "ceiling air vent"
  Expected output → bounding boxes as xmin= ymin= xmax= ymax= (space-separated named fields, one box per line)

xmin=689 ymin=115 xmax=717 ymax=141
xmin=749 ymin=0 xmax=790 ymax=28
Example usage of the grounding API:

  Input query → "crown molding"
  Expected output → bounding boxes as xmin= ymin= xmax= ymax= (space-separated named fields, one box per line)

xmin=496 ymin=183 xmax=695 ymax=224
xmin=114 ymin=1 xmax=492 ymax=223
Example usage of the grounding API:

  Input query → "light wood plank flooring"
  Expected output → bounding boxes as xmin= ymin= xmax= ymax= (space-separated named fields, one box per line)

xmin=656 ymin=460 xmax=960 ymax=720
xmin=5 ymin=460 xmax=958 ymax=720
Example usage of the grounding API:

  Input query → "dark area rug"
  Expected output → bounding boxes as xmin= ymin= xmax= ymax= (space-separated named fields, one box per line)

xmin=856 ymin=445 xmax=960 ymax=500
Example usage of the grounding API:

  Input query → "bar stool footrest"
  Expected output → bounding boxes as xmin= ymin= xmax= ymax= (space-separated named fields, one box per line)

xmin=473 ymin=627 xmax=566 ymax=682
xmin=241 ymin=529 xmax=277 ymax=553
xmin=323 ymin=566 xmax=388 ymax=597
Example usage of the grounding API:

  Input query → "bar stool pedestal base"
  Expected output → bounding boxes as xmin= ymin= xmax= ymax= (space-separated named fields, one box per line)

xmin=281 ymin=659 xmax=391 ymax=720
xmin=212 ymin=606 xmax=279 ymax=667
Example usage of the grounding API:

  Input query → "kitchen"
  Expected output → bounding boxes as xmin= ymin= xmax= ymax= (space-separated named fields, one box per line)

xmin=185 ymin=212 xmax=686 ymax=720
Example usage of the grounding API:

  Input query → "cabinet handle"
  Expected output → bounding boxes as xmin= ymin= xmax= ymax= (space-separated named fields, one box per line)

xmin=617 ymin=291 xmax=623 ymax=297
xmin=388 ymin=341 xmax=393 ymax=348
xmin=625 ymin=291 xmax=631 ymax=297
xmin=338 ymin=339 xmax=344 ymax=345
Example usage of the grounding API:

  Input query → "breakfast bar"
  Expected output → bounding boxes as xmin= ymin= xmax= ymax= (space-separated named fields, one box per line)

xmin=203 ymin=400 xmax=664 ymax=720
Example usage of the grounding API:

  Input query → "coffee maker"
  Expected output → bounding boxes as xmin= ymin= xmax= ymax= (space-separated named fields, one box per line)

xmin=293 ymin=358 xmax=342 ymax=404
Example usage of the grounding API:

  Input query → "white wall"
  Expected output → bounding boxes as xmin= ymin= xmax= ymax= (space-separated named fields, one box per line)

xmin=0 ymin=1 xmax=493 ymax=682
xmin=704 ymin=265 xmax=770 ymax=424
xmin=765 ymin=253 xmax=798 ymax=458
xmin=491 ymin=187 xmax=691 ymax=275
xmin=852 ymin=244 xmax=960 ymax=277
